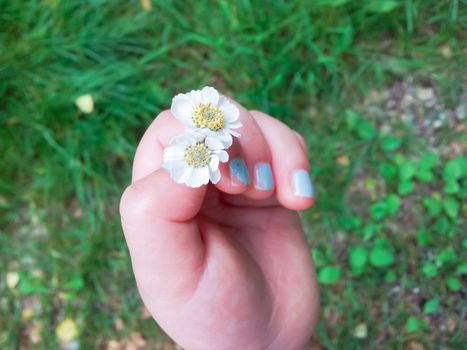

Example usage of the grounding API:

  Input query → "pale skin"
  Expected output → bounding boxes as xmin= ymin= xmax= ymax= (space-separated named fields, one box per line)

xmin=119 ymin=98 xmax=319 ymax=350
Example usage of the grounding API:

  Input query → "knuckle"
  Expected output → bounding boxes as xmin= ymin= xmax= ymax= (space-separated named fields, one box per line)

xmin=119 ymin=183 xmax=142 ymax=220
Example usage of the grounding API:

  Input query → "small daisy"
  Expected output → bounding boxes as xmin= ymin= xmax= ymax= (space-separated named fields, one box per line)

xmin=163 ymin=133 xmax=228 ymax=188
xmin=170 ymin=86 xmax=242 ymax=147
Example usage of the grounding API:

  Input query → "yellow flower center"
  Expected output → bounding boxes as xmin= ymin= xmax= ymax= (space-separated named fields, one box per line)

xmin=192 ymin=103 xmax=225 ymax=131
xmin=184 ymin=142 xmax=211 ymax=168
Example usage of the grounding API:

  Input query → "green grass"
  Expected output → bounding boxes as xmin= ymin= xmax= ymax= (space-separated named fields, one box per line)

xmin=1 ymin=0 xmax=466 ymax=349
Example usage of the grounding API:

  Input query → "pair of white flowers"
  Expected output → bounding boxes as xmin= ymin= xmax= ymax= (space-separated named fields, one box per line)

xmin=163 ymin=87 xmax=242 ymax=188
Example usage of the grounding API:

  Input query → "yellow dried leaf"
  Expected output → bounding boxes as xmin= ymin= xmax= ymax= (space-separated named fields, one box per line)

xmin=106 ymin=340 xmax=121 ymax=350
xmin=336 ymin=155 xmax=350 ymax=167
xmin=75 ymin=94 xmax=94 ymax=114
xmin=6 ymin=272 xmax=20 ymax=289
xmin=439 ymin=45 xmax=452 ymax=58
xmin=56 ymin=318 xmax=78 ymax=341
xmin=353 ymin=322 xmax=368 ymax=338
xmin=140 ymin=0 xmax=151 ymax=10
xmin=21 ymin=307 xmax=35 ymax=321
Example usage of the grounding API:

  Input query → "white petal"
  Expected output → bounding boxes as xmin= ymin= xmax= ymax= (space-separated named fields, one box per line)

xmin=186 ymin=127 xmax=208 ymax=140
xmin=171 ymin=94 xmax=194 ymax=125
xmin=218 ymin=96 xmax=239 ymax=122
xmin=163 ymin=146 xmax=185 ymax=162
xmin=215 ymin=150 xmax=229 ymax=163
xmin=200 ymin=86 xmax=220 ymax=105
xmin=205 ymin=136 xmax=225 ymax=150
xmin=178 ymin=166 xmax=193 ymax=184
xmin=200 ymin=167 xmax=211 ymax=186
xmin=187 ymin=167 xmax=209 ymax=188
xmin=217 ymin=130 xmax=233 ymax=147
xmin=229 ymin=129 xmax=241 ymax=137
xmin=227 ymin=121 xmax=243 ymax=129
xmin=170 ymin=162 xmax=187 ymax=181
xmin=170 ymin=133 xmax=195 ymax=148
xmin=186 ymin=89 xmax=202 ymax=105
xmin=209 ymin=168 xmax=221 ymax=184
xmin=209 ymin=155 xmax=219 ymax=171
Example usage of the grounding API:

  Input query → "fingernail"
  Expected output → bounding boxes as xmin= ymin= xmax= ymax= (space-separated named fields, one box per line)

xmin=254 ymin=162 xmax=274 ymax=190
xmin=230 ymin=158 xmax=250 ymax=186
xmin=293 ymin=169 xmax=314 ymax=198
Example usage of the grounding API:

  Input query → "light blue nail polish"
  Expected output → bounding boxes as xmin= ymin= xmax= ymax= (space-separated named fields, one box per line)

xmin=293 ymin=169 xmax=314 ymax=198
xmin=255 ymin=163 xmax=274 ymax=190
xmin=230 ymin=158 xmax=250 ymax=186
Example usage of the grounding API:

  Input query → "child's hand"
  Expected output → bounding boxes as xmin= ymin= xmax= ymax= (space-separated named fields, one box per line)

xmin=120 ymin=98 xmax=319 ymax=350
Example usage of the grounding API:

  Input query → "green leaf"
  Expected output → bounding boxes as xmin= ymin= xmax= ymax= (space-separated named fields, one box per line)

xmin=422 ymin=263 xmax=438 ymax=278
xmin=381 ymin=136 xmax=402 ymax=152
xmin=399 ymin=162 xmax=417 ymax=181
xmin=416 ymin=230 xmax=433 ymax=246
xmin=311 ymin=249 xmax=325 ymax=267
xmin=443 ymin=197 xmax=459 ymax=218
xmin=357 ymin=120 xmax=376 ymax=140
xmin=447 ymin=277 xmax=461 ymax=292
xmin=367 ymin=0 xmax=400 ymax=13
xmin=423 ymin=298 xmax=439 ymax=314
xmin=433 ymin=217 xmax=450 ymax=233
xmin=369 ymin=247 xmax=394 ymax=267
xmin=420 ymin=153 xmax=439 ymax=169
xmin=362 ymin=223 xmax=378 ymax=240
xmin=349 ymin=245 xmax=368 ymax=270
xmin=436 ymin=247 xmax=457 ymax=265
xmin=64 ymin=276 xmax=84 ymax=291
xmin=385 ymin=194 xmax=400 ymax=215
xmin=315 ymin=0 xmax=350 ymax=7
xmin=345 ymin=110 xmax=359 ymax=129
xmin=356 ymin=118 xmax=376 ymax=140
xmin=423 ymin=197 xmax=442 ymax=216
xmin=337 ymin=215 xmax=362 ymax=230
xmin=415 ymin=169 xmax=434 ymax=183
xmin=318 ymin=266 xmax=342 ymax=284
xmin=379 ymin=163 xmax=398 ymax=182
xmin=18 ymin=274 xmax=49 ymax=295
xmin=444 ymin=180 xmax=460 ymax=194
xmin=443 ymin=159 xmax=462 ymax=181
xmin=394 ymin=154 xmax=405 ymax=166
xmin=370 ymin=201 xmax=388 ymax=220
xmin=456 ymin=262 xmax=467 ymax=275
xmin=398 ymin=180 xmax=414 ymax=195
xmin=384 ymin=270 xmax=396 ymax=282
xmin=374 ymin=237 xmax=392 ymax=248
xmin=406 ymin=316 xmax=420 ymax=333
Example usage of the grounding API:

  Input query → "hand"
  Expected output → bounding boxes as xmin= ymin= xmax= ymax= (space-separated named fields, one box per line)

xmin=120 ymin=99 xmax=319 ymax=350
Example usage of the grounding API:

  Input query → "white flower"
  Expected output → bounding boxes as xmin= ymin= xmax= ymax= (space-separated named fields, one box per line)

xmin=170 ymin=86 xmax=242 ymax=147
xmin=163 ymin=133 xmax=229 ymax=188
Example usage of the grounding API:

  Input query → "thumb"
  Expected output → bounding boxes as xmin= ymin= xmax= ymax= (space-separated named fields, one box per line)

xmin=120 ymin=168 xmax=207 ymax=297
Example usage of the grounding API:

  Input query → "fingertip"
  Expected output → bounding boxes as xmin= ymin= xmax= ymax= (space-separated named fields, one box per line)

xmin=214 ymin=158 xmax=250 ymax=195
xmin=276 ymin=168 xmax=316 ymax=211
xmin=277 ymin=194 xmax=316 ymax=211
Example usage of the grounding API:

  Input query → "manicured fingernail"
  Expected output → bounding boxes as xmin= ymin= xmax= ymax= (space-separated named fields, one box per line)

xmin=254 ymin=162 xmax=274 ymax=190
xmin=293 ymin=169 xmax=314 ymax=198
xmin=230 ymin=158 xmax=250 ymax=186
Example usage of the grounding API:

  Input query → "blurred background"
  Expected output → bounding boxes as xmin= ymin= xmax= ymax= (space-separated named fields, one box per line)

xmin=1 ymin=0 xmax=465 ymax=349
